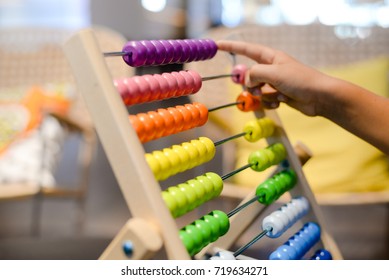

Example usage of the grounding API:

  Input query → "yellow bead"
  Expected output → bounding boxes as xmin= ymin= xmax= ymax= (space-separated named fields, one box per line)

xmin=198 ymin=137 xmax=215 ymax=161
xmin=145 ymin=153 xmax=160 ymax=175
xmin=190 ymin=139 xmax=208 ymax=159
xmin=261 ymin=117 xmax=275 ymax=137
xmin=152 ymin=150 xmax=171 ymax=180
xmin=182 ymin=142 xmax=200 ymax=169
xmin=163 ymin=148 xmax=181 ymax=177
xmin=244 ymin=119 xmax=262 ymax=142
xmin=171 ymin=145 xmax=190 ymax=172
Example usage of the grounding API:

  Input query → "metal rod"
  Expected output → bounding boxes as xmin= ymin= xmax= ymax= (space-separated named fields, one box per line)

xmin=201 ymin=74 xmax=237 ymax=81
xmin=103 ymin=51 xmax=130 ymax=57
xmin=227 ymin=196 xmax=259 ymax=218
xmin=214 ymin=132 xmax=247 ymax=147
xmin=233 ymin=228 xmax=270 ymax=257
xmin=208 ymin=101 xmax=243 ymax=112
xmin=221 ymin=163 xmax=252 ymax=181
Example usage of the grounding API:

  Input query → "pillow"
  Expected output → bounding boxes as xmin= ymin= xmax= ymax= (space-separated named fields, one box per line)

xmin=230 ymin=56 xmax=389 ymax=194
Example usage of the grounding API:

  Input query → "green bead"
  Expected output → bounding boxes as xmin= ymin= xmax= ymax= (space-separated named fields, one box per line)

xmin=161 ymin=191 xmax=177 ymax=217
xmin=167 ymin=186 xmax=187 ymax=218
xmin=211 ymin=210 xmax=230 ymax=236
xmin=264 ymin=147 xmax=276 ymax=165
xmin=249 ymin=150 xmax=269 ymax=171
xmin=256 ymin=180 xmax=277 ymax=205
xmin=184 ymin=224 xmax=204 ymax=255
xmin=178 ymin=183 xmax=197 ymax=214
xmin=179 ymin=230 xmax=195 ymax=256
xmin=203 ymin=214 xmax=221 ymax=242
xmin=196 ymin=175 xmax=214 ymax=201
xmin=205 ymin=172 xmax=223 ymax=198
xmin=187 ymin=178 xmax=206 ymax=206
xmin=269 ymin=143 xmax=286 ymax=162
xmin=194 ymin=219 xmax=212 ymax=248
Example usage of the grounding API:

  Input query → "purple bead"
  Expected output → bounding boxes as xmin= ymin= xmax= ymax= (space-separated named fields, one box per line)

xmin=177 ymin=40 xmax=191 ymax=63
xmin=183 ymin=39 xmax=198 ymax=62
xmin=203 ymin=39 xmax=217 ymax=59
xmin=140 ymin=40 xmax=157 ymax=65
xmin=150 ymin=40 xmax=167 ymax=65
xmin=160 ymin=40 xmax=175 ymax=64
xmin=122 ymin=41 xmax=148 ymax=67
xmin=197 ymin=39 xmax=210 ymax=60
xmin=167 ymin=40 xmax=182 ymax=63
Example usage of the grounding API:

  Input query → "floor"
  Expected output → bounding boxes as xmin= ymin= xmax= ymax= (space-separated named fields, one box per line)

xmin=0 ymin=139 xmax=388 ymax=260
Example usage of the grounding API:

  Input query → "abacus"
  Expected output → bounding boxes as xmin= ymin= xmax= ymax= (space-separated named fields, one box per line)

xmin=63 ymin=29 xmax=342 ymax=260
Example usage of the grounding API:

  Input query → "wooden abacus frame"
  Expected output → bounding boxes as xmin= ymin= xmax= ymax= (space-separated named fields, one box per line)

xmin=64 ymin=28 xmax=342 ymax=260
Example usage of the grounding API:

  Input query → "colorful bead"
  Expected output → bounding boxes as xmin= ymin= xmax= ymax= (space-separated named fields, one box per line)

xmin=256 ymin=169 xmax=297 ymax=205
xmin=310 ymin=249 xmax=333 ymax=260
xmin=114 ymin=70 xmax=203 ymax=106
xmin=129 ymin=102 xmax=208 ymax=143
xmin=162 ymin=172 xmax=223 ymax=218
xmin=231 ymin=64 xmax=247 ymax=85
xmin=269 ymin=222 xmax=321 ymax=260
xmin=243 ymin=117 xmax=276 ymax=142
xmin=122 ymin=39 xmax=217 ymax=67
xmin=210 ymin=250 xmax=236 ymax=260
xmin=179 ymin=210 xmax=230 ymax=256
xmin=248 ymin=143 xmax=287 ymax=172
xmin=145 ymin=137 xmax=215 ymax=181
xmin=262 ymin=196 xmax=310 ymax=238
xmin=236 ymin=91 xmax=261 ymax=112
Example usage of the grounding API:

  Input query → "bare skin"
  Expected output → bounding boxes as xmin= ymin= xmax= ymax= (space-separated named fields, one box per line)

xmin=217 ymin=40 xmax=389 ymax=155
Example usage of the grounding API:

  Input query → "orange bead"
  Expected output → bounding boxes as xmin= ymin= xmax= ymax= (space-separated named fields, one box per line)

xmin=129 ymin=115 xmax=145 ymax=142
xmin=167 ymin=107 xmax=184 ymax=133
xmin=236 ymin=91 xmax=261 ymax=112
xmin=184 ymin=103 xmax=200 ymax=127
xmin=148 ymin=111 xmax=165 ymax=140
xmin=157 ymin=108 xmax=175 ymax=136
xmin=137 ymin=113 xmax=156 ymax=142
xmin=176 ymin=105 xmax=194 ymax=131
xmin=193 ymin=102 xmax=208 ymax=126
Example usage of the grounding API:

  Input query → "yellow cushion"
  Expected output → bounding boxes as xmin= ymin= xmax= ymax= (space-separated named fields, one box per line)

xmin=231 ymin=56 xmax=389 ymax=193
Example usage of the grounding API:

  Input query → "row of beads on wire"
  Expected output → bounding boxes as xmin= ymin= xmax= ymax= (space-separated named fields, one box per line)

xmin=130 ymin=102 xmax=270 ymax=143
xmin=121 ymin=39 xmax=218 ymax=67
xmin=180 ymin=196 xmax=310 ymax=257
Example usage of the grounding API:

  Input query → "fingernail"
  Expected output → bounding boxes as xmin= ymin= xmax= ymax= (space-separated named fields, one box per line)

xmin=277 ymin=94 xmax=288 ymax=102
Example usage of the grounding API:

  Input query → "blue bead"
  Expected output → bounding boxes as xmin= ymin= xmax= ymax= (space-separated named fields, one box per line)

xmin=122 ymin=240 xmax=134 ymax=258
xmin=310 ymin=249 xmax=333 ymax=260
xmin=269 ymin=245 xmax=295 ymax=260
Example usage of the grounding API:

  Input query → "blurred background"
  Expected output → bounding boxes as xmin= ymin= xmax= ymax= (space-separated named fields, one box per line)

xmin=0 ymin=0 xmax=388 ymax=260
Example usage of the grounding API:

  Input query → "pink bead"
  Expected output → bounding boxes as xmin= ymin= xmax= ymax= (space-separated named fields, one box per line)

xmin=124 ymin=78 xmax=141 ymax=105
xmin=171 ymin=71 xmax=187 ymax=95
xmin=162 ymin=73 xmax=178 ymax=97
xmin=231 ymin=64 xmax=247 ymax=84
xmin=181 ymin=71 xmax=195 ymax=95
xmin=133 ymin=76 xmax=151 ymax=103
xmin=155 ymin=75 xmax=171 ymax=100
xmin=143 ymin=75 xmax=161 ymax=100
xmin=187 ymin=70 xmax=202 ymax=93
xmin=114 ymin=79 xmax=130 ymax=105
